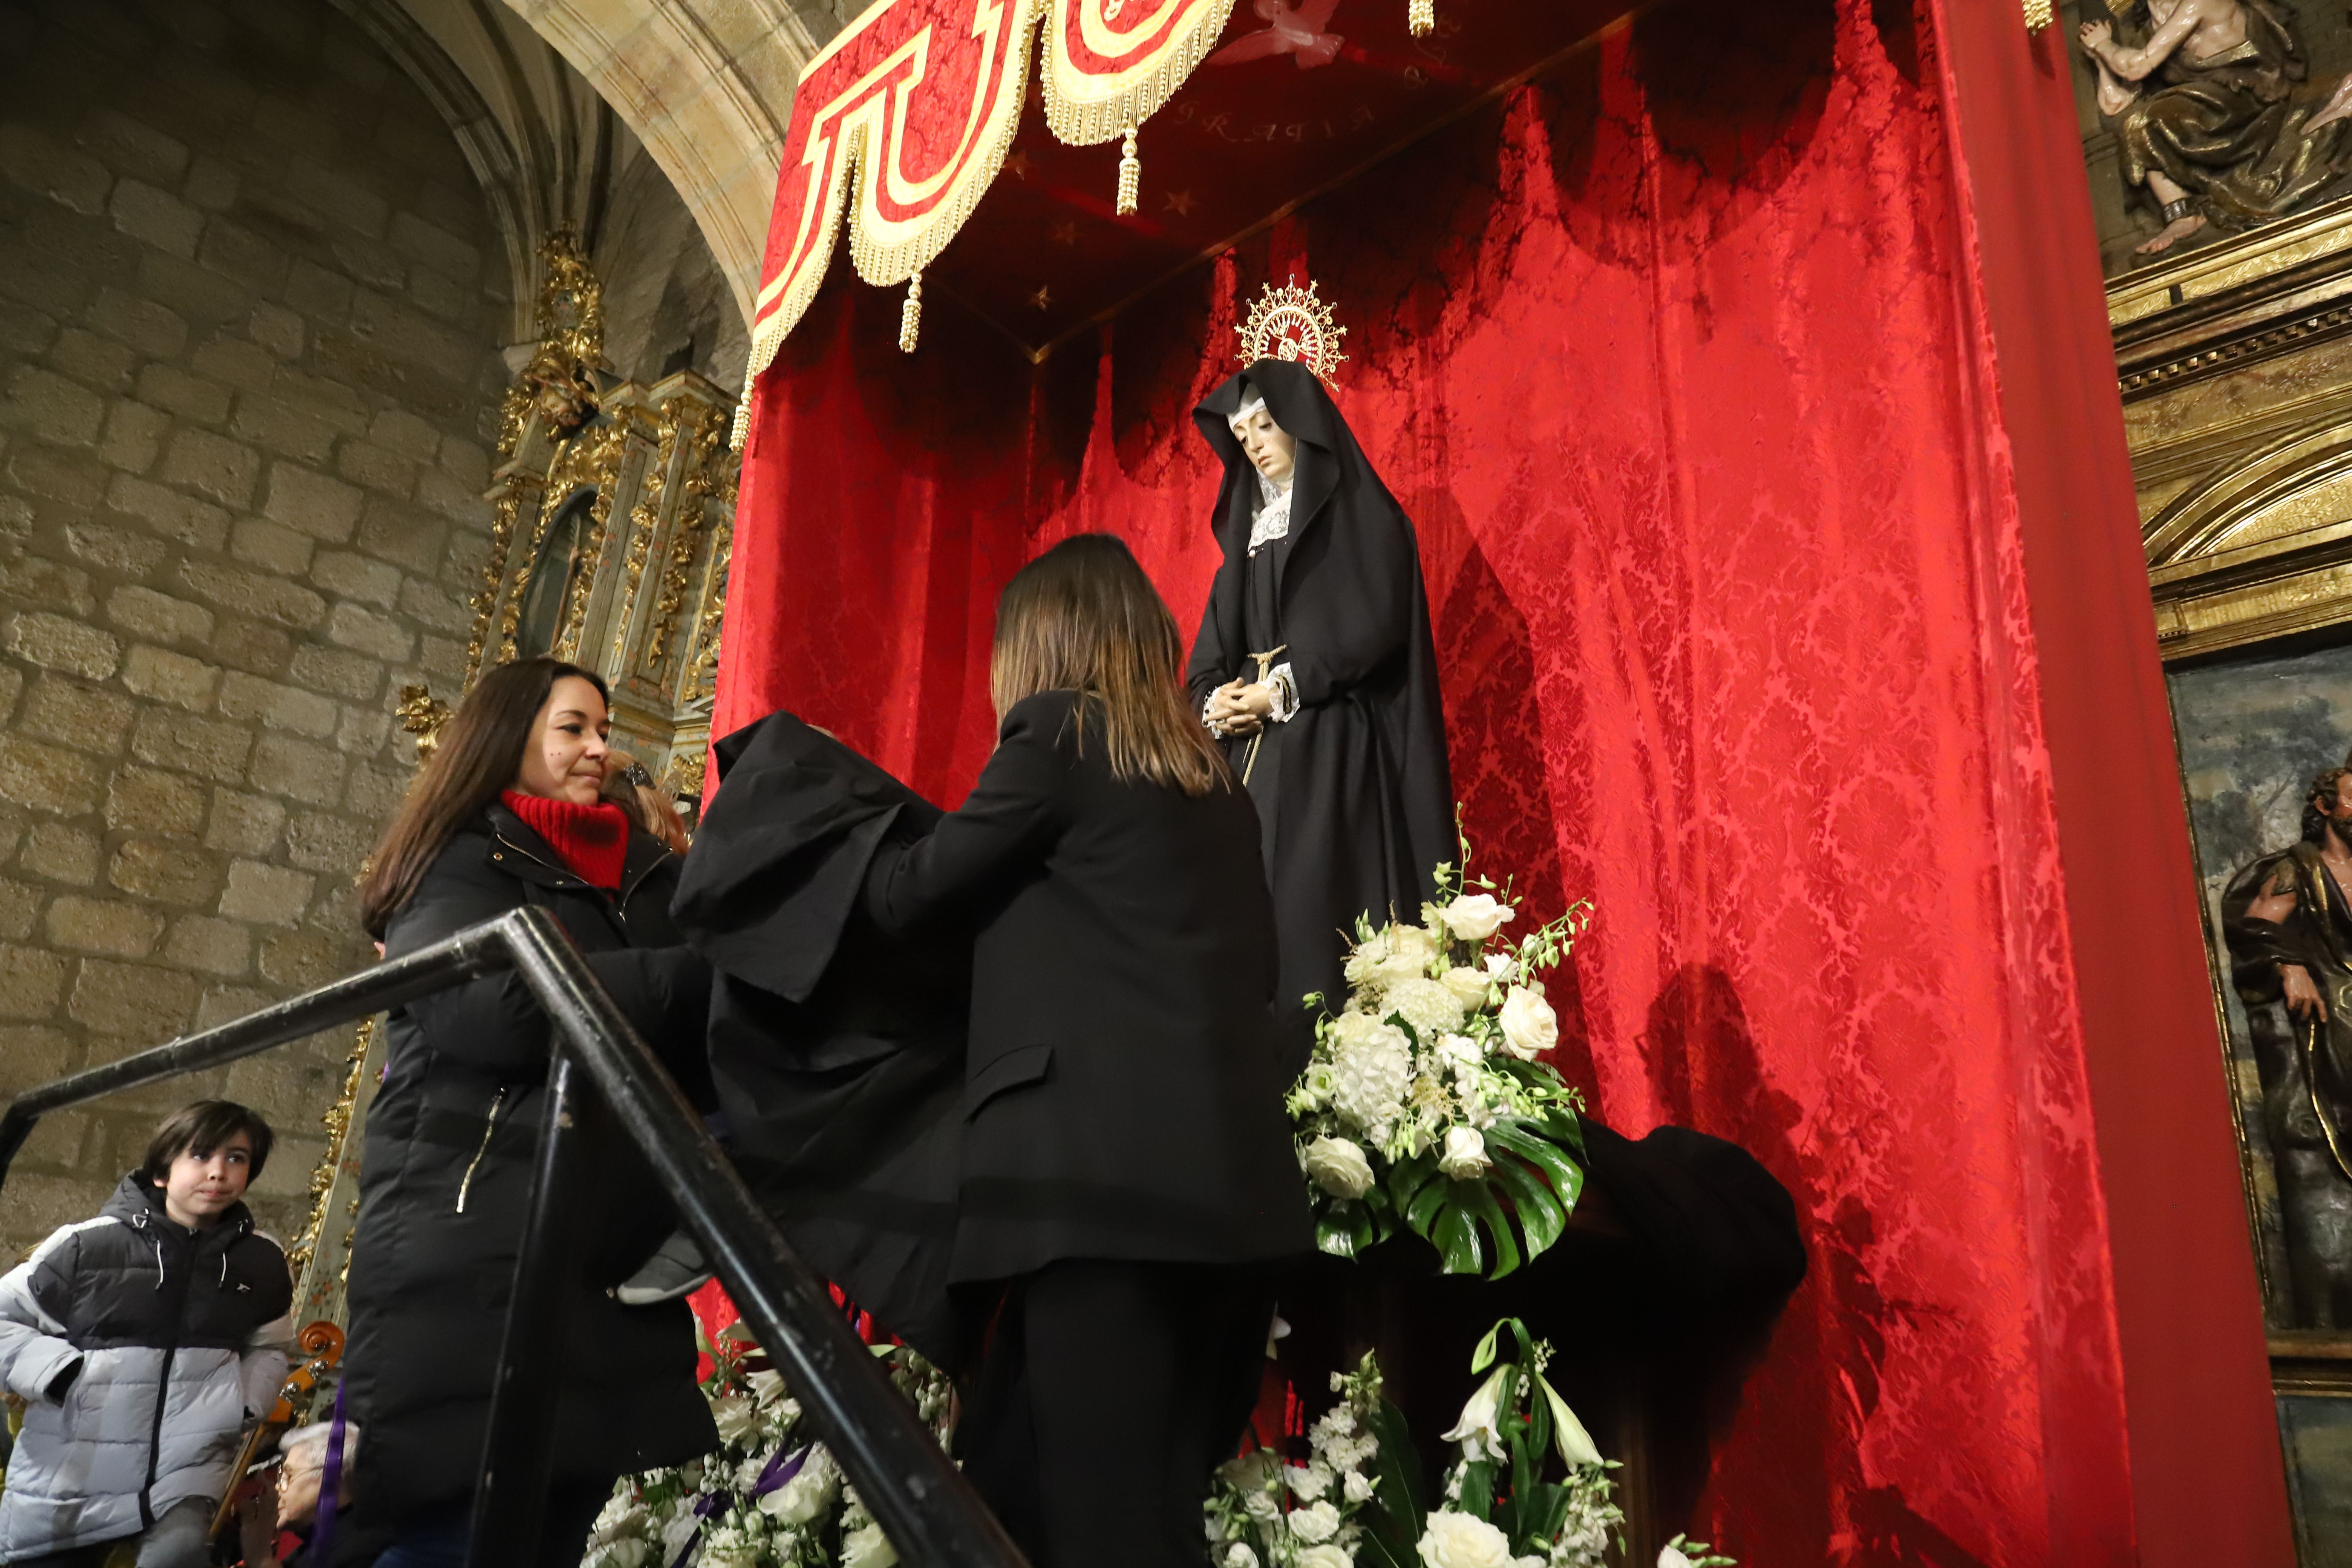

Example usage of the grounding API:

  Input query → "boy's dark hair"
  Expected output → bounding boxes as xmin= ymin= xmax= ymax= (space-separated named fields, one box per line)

xmin=141 ymin=1100 xmax=273 ymax=1186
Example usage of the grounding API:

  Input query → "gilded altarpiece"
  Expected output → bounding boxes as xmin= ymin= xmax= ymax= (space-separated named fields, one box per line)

xmin=2125 ymin=196 xmax=2352 ymax=1562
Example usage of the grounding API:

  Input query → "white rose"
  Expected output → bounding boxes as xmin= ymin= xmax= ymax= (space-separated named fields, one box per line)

xmin=1439 ymin=1125 xmax=1491 ymax=1181
xmin=1288 ymin=1460 xmax=1335 ymax=1501
xmin=1441 ymin=893 xmax=1514 ymax=942
xmin=1657 ymin=1548 xmax=1694 ymax=1568
xmin=1299 ymin=1547 xmax=1353 ymax=1568
xmin=1244 ymin=1487 xmax=1282 ymax=1522
xmin=1437 ymin=1033 xmax=1482 ymax=1069
xmin=1301 ymin=1136 xmax=1375 ymax=1199
xmin=746 ymin=1367 xmax=788 ymax=1407
xmin=1496 ymin=985 xmax=1558 ymax=1061
xmin=1329 ymin=1021 xmax=1412 ymax=1135
xmin=1441 ymin=966 xmax=1491 ymax=1006
xmin=1386 ymin=976 xmax=1466 ymax=1037
xmin=1288 ymin=1498 xmax=1342 ymax=1544
xmin=1416 ymin=1511 xmax=1519 ymax=1568
xmin=758 ymin=1449 xmax=839 ymax=1524
xmin=842 ymin=1522 xmax=898 ymax=1568
xmin=707 ymin=1393 xmax=761 ymax=1447
xmin=1348 ymin=923 xmax=1440 ymax=995
xmin=1484 ymin=951 xmax=1516 ymax=983
xmin=1344 ymin=1469 xmax=1376 ymax=1504
xmin=1226 ymin=1545 xmax=1261 ymax=1568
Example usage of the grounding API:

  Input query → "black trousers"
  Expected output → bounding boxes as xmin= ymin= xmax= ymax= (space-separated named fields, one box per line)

xmin=957 ymin=1259 xmax=1274 ymax=1568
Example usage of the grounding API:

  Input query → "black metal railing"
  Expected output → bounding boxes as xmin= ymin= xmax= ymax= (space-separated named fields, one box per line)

xmin=0 ymin=906 xmax=1026 ymax=1568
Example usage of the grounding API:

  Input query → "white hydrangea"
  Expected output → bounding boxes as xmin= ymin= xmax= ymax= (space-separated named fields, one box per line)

xmin=1386 ymin=976 xmax=1467 ymax=1037
xmin=1328 ymin=1018 xmax=1412 ymax=1136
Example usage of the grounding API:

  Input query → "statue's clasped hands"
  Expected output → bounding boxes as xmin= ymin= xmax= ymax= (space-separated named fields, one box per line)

xmin=1208 ymin=679 xmax=1276 ymax=737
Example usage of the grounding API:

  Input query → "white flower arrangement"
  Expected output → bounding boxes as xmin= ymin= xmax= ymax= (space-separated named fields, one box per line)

xmin=1288 ymin=839 xmax=1594 ymax=1277
xmin=583 ymin=1317 xmax=951 ymax=1568
xmin=1402 ymin=1318 xmax=1735 ymax=1568
xmin=1205 ymin=1354 xmax=1391 ymax=1568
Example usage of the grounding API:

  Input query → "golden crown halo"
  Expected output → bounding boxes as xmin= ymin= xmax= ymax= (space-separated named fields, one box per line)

xmin=1235 ymin=277 xmax=1348 ymax=383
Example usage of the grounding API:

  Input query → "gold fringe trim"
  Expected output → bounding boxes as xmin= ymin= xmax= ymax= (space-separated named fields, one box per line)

xmin=1116 ymin=124 xmax=1140 ymax=216
xmin=1039 ymin=0 xmax=1235 ymax=147
xmin=1408 ymin=0 xmax=1433 ymax=37
xmin=736 ymin=0 xmax=1047 ymax=446
xmin=899 ymin=271 xmax=924 ymax=352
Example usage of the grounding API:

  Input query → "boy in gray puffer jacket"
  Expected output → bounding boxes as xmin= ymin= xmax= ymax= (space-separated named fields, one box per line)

xmin=0 ymin=1101 xmax=293 ymax=1567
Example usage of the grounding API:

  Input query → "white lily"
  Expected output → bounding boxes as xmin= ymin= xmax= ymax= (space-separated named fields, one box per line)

xmin=1536 ymin=1372 xmax=1604 ymax=1469
xmin=1439 ymin=1365 xmax=1510 ymax=1462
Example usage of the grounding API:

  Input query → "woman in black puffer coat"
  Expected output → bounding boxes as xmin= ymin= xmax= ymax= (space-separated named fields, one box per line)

xmin=335 ymin=658 xmax=716 ymax=1568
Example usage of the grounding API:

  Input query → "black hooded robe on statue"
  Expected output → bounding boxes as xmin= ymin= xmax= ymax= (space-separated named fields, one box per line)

xmin=1188 ymin=358 xmax=1455 ymax=1017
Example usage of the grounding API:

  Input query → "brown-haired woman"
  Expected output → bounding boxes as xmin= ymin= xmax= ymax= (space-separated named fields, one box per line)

xmin=861 ymin=533 xmax=1312 ymax=1568
xmin=337 ymin=658 xmax=716 ymax=1568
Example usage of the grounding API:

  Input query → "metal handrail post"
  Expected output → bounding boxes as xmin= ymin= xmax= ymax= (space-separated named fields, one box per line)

xmin=492 ymin=908 xmax=1027 ymax=1568
xmin=469 ymin=1054 xmax=604 ymax=1566
xmin=0 ymin=922 xmax=513 ymax=1185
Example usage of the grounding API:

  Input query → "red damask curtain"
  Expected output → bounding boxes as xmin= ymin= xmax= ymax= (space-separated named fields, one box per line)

xmin=719 ymin=2 xmax=2288 ymax=1560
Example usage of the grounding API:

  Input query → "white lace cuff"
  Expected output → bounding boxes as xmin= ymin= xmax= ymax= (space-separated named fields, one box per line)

xmin=1266 ymin=663 xmax=1298 ymax=723
xmin=1203 ymin=691 xmax=1235 ymax=738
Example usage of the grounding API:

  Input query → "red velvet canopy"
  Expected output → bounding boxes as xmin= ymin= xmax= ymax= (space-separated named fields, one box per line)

xmin=720 ymin=0 xmax=2292 ymax=1561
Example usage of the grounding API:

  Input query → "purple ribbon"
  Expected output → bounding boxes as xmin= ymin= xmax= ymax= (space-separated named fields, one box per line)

xmin=666 ymin=1446 xmax=809 ymax=1568
xmin=313 ymin=1381 xmax=348 ymax=1563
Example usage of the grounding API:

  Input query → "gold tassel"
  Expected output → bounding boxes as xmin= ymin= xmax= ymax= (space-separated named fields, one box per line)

xmin=898 ymin=272 xmax=922 ymax=354
xmin=1116 ymin=124 xmax=1141 ymax=217
xmin=1408 ymin=0 xmax=1433 ymax=35
xmin=2020 ymin=0 xmax=2052 ymax=28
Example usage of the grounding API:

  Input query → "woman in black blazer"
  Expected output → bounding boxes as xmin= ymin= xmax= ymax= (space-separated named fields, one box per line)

xmin=862 ymin=534 xmax=1312 ymax=1568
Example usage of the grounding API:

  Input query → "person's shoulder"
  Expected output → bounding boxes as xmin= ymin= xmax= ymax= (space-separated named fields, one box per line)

xmin=998 ymin=689 xmax=1085 ymax=747
xmin=384 ymin=815 xmax=515 ymax=944
xmin=12 ymin=1214 xmax=122 ymax=1285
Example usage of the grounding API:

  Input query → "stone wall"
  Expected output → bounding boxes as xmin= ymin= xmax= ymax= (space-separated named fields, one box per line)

xmin=0 ymin=0 xmax=509 ymax=1256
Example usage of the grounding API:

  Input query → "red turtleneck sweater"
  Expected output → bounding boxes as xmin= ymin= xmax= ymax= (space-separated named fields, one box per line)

xmin=501 ymin=790 xmax=629 ymax=891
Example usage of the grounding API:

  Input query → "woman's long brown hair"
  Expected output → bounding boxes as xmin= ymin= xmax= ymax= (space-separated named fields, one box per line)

xmin=989 ymin=534 xmax=1230 ymax=796
xmin=357 ymin=658 xmax=609 ymax=937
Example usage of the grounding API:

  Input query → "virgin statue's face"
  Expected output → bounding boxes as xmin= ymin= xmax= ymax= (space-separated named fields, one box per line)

xmin=1232 ymin=406 xmax=1297 ymax=485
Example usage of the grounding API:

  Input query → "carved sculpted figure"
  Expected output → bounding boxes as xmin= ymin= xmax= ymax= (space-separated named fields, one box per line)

xmin=2223 ymin=766 xmax=2352 ymax=1326
xmin=2080 ymin=0 xmax=2352 ymax=254
xmin=1190 ymin=360 xmax=1454 ymax=1024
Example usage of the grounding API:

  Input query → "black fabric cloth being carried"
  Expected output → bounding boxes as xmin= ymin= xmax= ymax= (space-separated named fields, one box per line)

xmin=334 ymin=801 xmax=717 ymax=1565
xmin=1187 ymin=358 xmax=1455 ymax=1019
xmin=668 ymin=711 xmax=972 ymax=1367
xmin=860 ymin=688 xmax=1315 ymax=1286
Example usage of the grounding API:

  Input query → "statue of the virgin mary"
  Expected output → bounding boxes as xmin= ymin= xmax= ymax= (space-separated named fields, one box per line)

xmin=1190 ymin=357 xmax=1454 ymax=1020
